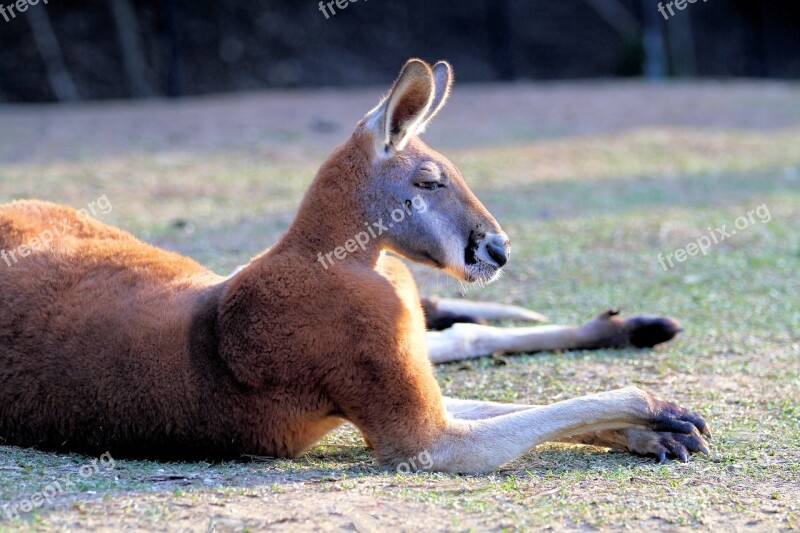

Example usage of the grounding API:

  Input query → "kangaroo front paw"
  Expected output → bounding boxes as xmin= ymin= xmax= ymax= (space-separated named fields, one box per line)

xmin=621 ymin=427 xmax=711 ymax=463
xmin=649 ymin=397 xmax=712 ymax=439
xmin=634 ymin=393 xmax=712 ymax=462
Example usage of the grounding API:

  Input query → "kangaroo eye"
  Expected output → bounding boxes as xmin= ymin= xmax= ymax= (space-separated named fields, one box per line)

xmin=415 ymin=181 xmax=441 ymax=190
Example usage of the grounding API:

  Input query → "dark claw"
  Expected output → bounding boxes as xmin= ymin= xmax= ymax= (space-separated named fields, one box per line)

xmin=658 ymin=452 xmax=666 ymax=464
xmin=673 ymin=431 xmax=708 ymax=453
xmin=679 ymin=449 xmax=689 ymax=463
xmin=699 ymin=445 xmax=710 ymax=455
xmin=682 ymin=410 xmax=711 ymax=437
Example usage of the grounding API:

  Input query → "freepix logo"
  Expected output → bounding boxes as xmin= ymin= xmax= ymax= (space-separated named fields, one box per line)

xmin=657 ymin=0 xmax=711 ymax=21
xmin=318 ymin=0 xmax=366 ymax=20
xmin=0 ymin=0 xmax=48 ymax=23
xmin=0 ymin=195 xmax=113 ymax=268
xmin=657 ymin=203 xmax=771 ymax=271
xmin=2 ymin=452 xmax=115 ymax=520
xmin=317 ymin=194 xmax=427 ymax=270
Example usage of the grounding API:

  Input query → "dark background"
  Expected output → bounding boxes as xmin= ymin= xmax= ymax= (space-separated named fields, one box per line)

xmin=1 ymin=0 xmax=799 ymax=103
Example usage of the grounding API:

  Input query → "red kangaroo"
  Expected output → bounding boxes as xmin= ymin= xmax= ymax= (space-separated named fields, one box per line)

xmin=0 ymin=59 xmax=709 ymax=471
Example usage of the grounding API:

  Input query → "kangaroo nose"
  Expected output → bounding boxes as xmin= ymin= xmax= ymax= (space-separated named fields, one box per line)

xmin=486 ymin=235 xmax=509 ymax=267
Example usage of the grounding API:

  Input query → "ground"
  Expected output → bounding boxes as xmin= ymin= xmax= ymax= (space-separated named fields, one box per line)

xmin=0 ymin=81 xmax=798 ymax=531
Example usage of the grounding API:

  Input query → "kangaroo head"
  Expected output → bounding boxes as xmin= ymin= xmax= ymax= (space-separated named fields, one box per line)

xmin=357 ymin=59 xmax=509 ymax=284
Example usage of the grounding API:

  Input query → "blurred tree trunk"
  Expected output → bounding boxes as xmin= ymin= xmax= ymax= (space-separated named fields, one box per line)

xmin=641 ymin=0 xmax=666 ymax=79
xmin=110 ymin=0 xmax=153 ymax=98
xmin=25 ymin=6 xmax=80 ymax=102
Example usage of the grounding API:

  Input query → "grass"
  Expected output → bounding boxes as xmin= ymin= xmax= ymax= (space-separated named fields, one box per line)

xmin=0 ymin=82 xmax=798 ymax=531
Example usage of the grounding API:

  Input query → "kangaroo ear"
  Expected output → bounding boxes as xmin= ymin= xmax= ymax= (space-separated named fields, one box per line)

xmin=365 ymin=59 xmax=436 ymax=154
xmin=418 ymin=61 xmax=453 ymax=129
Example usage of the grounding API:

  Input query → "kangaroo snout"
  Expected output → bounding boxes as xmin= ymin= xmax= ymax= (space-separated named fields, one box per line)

xmin=468 ymin=230 xmax=510 ymax=271
xmin=485 ymin=233 xmax=510 ymax=267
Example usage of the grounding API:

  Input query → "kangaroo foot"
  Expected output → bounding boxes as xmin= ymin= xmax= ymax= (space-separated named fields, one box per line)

xmin=424 ymin=308 xmax=487 ymax=331
xmin=580 ymin=308 xmax=683 ymax=349
xmin=421 ymin=298 xmax=487 ymax=330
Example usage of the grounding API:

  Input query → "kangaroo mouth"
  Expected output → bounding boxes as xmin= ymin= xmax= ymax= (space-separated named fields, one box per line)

xmin=464 ymin=262 xmax=502 ymax=284
xmin=441 ymin=253 xmax=501 ymax=285
xmin=464 ymin=230 xmax=479 ymax=266
xmin=460 ymin=230 xmax=503 ymax=284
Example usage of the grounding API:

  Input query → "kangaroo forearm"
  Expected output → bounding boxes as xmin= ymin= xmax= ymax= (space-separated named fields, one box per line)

xmin=443 ymin=396 xmax=540 ymax=420
xmin=428 ymin=387 xmax=651 ymax=473
xmin=445 ymin=398 xmax=637 ymax=452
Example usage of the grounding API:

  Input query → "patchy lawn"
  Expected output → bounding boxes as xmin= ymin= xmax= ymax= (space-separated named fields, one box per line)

xmin=0 ymin=81 xmax=798 ymax=531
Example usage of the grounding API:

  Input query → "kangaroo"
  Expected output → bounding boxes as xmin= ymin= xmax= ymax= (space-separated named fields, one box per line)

xmin=0 ymin=59 xmax=710 ymax=472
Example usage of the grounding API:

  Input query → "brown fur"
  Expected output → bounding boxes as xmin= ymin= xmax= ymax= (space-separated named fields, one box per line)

xmin=0 ymin=60 xmax=462 ymax=464
xmin=0 ymin=130 xmax=450 ymax=463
